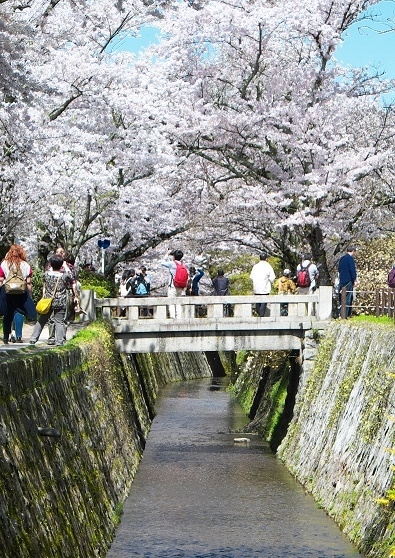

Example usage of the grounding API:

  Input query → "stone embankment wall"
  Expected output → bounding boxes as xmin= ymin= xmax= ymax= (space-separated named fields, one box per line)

xmin=233 ymin=322 xmax=395 ymax=557
xmin=278 ymin=322 xmax=395 ymax=557
xmin=0 ymin=321 xmax=213 ymax=558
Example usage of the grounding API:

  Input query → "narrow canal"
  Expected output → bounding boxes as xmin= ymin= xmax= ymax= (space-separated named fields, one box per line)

xmin=107 ymin=378 xmax=363 ymax=558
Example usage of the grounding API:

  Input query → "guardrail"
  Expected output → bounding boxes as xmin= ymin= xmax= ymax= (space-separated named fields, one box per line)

xmin=93 ymin=287 xmax=333 ymax=322
xmin=339 ymin=287 xmax=395 ymax=319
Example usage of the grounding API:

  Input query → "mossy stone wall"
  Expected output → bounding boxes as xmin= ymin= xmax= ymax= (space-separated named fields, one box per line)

xmin=277 ymin=322 xmax=395 ymax=557
xmin=229 ymin=322 xmax=395 ymax=556
xmin=0 ymin=321 xmax=213 ymax=558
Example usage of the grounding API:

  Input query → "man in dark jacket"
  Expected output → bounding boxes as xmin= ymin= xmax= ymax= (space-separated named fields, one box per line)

xmin=212 ymin=269 xmax=230 ymax=317
xmin=338 ymin=246 xmax=358 ymax=318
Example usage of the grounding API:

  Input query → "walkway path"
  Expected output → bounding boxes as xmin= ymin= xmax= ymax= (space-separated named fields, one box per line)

xmin=0 ymin=321 xmax=85 ymax=352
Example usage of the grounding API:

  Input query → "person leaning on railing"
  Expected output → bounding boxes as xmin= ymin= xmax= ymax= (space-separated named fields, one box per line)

xmin=338 ymin=245 xmax=358 ymax=318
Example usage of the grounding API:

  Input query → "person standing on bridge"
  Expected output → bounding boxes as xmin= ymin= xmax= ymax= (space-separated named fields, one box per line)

xmin=212 ymin=269 xmax=230 ymax=317
xmin=338 ymin=246 xmax=358 ymax=318
xmin=276 ymin=269 xmax=296 ymax=316
xmin=186 ymin=266 xmax=204 ymax=296
xmin=296 ymin=253 xmax=319 ymax=316
xmin=161 ymin=249 xmax=189 ymax=318
xmin=250 ymin=253 xmax=275 ymax=317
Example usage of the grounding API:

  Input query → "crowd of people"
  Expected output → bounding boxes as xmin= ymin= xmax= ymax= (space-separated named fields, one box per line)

xmin=0 ymin=244 xmax=80 ymax=345
xmin=152 ymin=246 xmax=359 ymax=318
xmin=114 ymin=246 xmax=360 ymax=319
xmin=0 ymin=242 xmax=362 ymax=345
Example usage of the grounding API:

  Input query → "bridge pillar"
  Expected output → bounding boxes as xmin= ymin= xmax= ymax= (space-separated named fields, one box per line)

xmin=207 ymin=304 xmax=224 ymax=318
xmin=155 ymin=305 xmax=167 ymax=320
xmin=318 ymin=287 xmax=333 ymax=320
xmin=80 ymin=290 xmax=95 ymax=322
xmin=233 ymin=303 xmax=252 ymax=318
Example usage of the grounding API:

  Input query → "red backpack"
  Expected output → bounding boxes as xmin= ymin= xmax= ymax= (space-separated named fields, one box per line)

xmin=173 ymin=261 xmax=189 ymax=288
xmin=296 ymin=263 xmax=311 ymax=288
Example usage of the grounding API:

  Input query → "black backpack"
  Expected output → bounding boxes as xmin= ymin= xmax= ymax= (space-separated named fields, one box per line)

xmin=124 ymin=277 xmax=136 ymax=297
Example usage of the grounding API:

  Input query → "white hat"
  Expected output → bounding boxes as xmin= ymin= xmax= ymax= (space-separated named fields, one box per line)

xmin=283 ymin=269 xmax=291 ymax=275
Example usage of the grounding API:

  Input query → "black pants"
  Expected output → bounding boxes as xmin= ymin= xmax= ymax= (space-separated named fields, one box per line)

xmin=339 ymin=281 xmax=353 ymax=318
xmin=256 ymin=299 xmax=268 ymax=317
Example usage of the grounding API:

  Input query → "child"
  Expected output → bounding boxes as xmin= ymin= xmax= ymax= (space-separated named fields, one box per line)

xmin=277 ymin=269 xmax=296 ymax=316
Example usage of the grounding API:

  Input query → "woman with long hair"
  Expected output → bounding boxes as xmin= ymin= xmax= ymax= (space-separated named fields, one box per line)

xmin=0 ymin=244 xmax=36 ymax=343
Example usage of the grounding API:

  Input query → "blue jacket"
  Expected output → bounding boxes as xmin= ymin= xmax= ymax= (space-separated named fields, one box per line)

xmin=191 ymin=269 xmax=204 ymax=295
xmin=338 ymin=253 xmax=357 ymax=286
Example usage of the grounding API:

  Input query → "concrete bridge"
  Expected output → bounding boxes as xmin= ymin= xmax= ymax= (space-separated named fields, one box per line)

xmin=91 ymin=286 xmax=333 ymax=353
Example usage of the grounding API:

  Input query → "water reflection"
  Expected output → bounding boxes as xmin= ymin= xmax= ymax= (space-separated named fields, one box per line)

xmin=207 ymin=377 xmax=225 ymax=391
xmin=107 ymin=378 xmax=363 ymax=558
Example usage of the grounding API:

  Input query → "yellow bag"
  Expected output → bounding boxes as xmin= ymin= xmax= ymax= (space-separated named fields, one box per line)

xmin=36 ymin=275 xmax=61 ymax=315
xmin=36 ymin=298 xmax=52 ymax=314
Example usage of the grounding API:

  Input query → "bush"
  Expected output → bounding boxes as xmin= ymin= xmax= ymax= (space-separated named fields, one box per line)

xmin=31 ymin=266 xmax=44 ymax=305
xmin=351 ymin=236 xmax=395 ymax=315
xmin=78 ymin=270 xmax=115 ymax=298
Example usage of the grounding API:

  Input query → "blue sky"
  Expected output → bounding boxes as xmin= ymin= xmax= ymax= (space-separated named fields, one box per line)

xmin=335 ymin=0 xmax=395 ymax=78
xmin=125 ymin=1 xmax=395 ymax=79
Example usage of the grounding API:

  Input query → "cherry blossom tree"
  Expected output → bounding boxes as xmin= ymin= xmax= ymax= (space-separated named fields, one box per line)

xmin=0 ymin=0 xmax=192 ymax=269
xmin=2 ymin=0 xmax=395 ymax=283
xmin=137 ymin=0 xmax=395 ymax=283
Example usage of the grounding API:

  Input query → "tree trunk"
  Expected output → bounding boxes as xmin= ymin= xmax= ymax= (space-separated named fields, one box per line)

xmin=306 ymin=224 xmax=332 ymax=286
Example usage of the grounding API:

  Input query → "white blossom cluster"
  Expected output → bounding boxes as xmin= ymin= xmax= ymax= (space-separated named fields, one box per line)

xmin=0 ymin=0 xmax=394 ymax=279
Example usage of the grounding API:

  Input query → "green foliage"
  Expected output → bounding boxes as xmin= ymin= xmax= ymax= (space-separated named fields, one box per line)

xmin=67 ymin=319 xmax=114 ymax=348
xmin=269 ymin=256 xmax=283 ymax=282
xmin=229 ymin=273 xmax=253 ymax=295
xmin=207 ymin=251 xmax=282 ymax=295
xmin=79 ymin=270 xmax=115 ymax=298
xmin=30 ymin=266 xmax=44 ymax=304
xmin=207 ymin=250 xmax=258 ymax=277
xmin=265 ymin=376 xmax=289 ymax=439
xmin=236 ymin=350 xmax=248 ymax=365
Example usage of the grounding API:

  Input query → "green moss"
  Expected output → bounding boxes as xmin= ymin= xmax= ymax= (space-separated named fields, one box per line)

xmin=300 ymin=331 xmax=336 ymax=414
xmin=111 ymin=501 xmax=124 ymax=527
xmin=329 ymin=340 xmax=369 ymax=428
xmin=265 ymin=376 xmax=288 ymax=439
xmin=236 ymin=350 xmax=248 ymax=366
xmin=237 ymin=385 xmax=255 ymax=414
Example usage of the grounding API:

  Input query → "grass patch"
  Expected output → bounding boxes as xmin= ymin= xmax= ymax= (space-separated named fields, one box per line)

xmin=350 ymin=315 xmax=394 ymax=326
xmin=67 ymin=319 xmax=113 ymax=348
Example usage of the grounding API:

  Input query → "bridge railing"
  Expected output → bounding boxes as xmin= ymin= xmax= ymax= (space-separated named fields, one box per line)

xmin=93 ymin=286 xmax=333 ymax=322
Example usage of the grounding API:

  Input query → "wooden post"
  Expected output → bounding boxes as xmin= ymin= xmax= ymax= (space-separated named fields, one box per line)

xmin=375 ymin=289 xmax=380 ymax=317
xmin=340 ymin=287 xmax=347 ymax=319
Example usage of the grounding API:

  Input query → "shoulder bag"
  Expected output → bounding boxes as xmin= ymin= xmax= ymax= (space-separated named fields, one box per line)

xmin=36 ymin=275 xmax=61 ymax=315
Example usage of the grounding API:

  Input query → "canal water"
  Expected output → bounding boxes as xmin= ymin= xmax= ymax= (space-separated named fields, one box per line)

xmin=107 ymin=378 xmax=363 ymax=558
